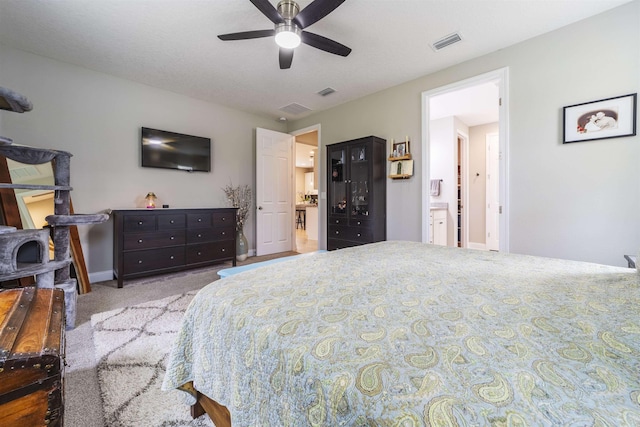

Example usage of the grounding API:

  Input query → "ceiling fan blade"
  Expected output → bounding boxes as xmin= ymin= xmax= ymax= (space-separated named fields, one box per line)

xmin=279 ymin=48 xmax=294 ymax=69
xmin=218 ymin=29 xmax=275 ymax=41
xmin=293 ymin=0 xmax=345 ymax=29
xmin=250 ymin=0 xmax=284 ymax=24
xmin=301 ymin=31 xmax=351 ymax=56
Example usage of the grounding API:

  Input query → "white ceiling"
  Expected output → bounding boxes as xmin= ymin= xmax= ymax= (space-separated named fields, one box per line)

xmin=0 ymin=0 xmax=630 ymax=122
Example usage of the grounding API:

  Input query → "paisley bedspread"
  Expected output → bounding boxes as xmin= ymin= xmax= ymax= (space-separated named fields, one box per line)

xmin=162 ymin=241 xmax=640 ymax=426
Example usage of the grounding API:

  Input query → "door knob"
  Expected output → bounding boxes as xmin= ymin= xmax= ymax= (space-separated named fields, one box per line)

xmin=258 ymin=206 xmax=263 ymax=210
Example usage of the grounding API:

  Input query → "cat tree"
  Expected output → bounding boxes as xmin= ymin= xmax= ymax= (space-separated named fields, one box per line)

xmin=0 ymin=86 xmax=108 ymax=328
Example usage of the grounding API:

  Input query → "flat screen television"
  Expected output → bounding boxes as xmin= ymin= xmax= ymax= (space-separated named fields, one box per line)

xmin=141 ymin=127 xmax=211 ymax=172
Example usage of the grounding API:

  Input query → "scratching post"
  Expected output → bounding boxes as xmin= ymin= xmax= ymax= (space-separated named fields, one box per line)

xmin=0 ymin=87 xmax=108 ymax=329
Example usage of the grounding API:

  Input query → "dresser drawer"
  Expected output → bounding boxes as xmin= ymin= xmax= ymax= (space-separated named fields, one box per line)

xmin=212 ymin=211 xmax=234 ymax=227
xmin=349 ymin=218 xmax=371 ymax=228
xmin=186 ymin=226 xmax=233 ymax=243
xmin=329 ymin=225 xmax=373 ymax=242
xmin=186 ymin=228 xmax=215 ymax=244
xmin=123 ymin=247 xmax=185 ymax=274
xmin=329 ymin=224 xmax=350 ymax=240
xmin=157 ymin=214 xmax=186 ymax=230
xmin=123 ymin=230 xmax=185 ymax=250
xmin=350 ymin=227 xmax=372 ymax=242
xmin=187 ymin=213 xmax=212 ymax=228
xmin=123 ymin=215 xmax=156 ymax=232
xmin=327 ymin=238 xmax=362 ymax=251
xmin=186 ymin=241 xmax=234 ymax=264
xmin=329 ymin=216 xmax=348 ymax=226
xmin=212 ymin=226 xmax=234 ymax=241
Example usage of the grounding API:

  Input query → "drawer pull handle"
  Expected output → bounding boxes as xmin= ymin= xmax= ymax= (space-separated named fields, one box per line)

xmin=170 ymin=236 xmax=175 ymax=240
xmin=138 ymin=221 xmax=143 ymax=225
xmin=357 ymin=233 xmax=361 ymax=237
xmin=357 ymin=221 xmax=361 ymax=225
xmin=170 ymin=220 xmax=175 ymax=224
xmin=170 ymin=255 xmax=174 ymax=260
xmin=138 ymin=239 xmax=143 ymax=243
xmin=198 ymin=218 xmax=202 ymax=222
xmin=335 ymin=231 xmax=339 ymax=235
xmin=138 ymin=260 xmax=143 ymax=264
xmin=335 ymin=220 xmax=339 ymax=223
xmin=197 ymin=234 xmax=202 ymax=238
xmin=222 ymin=248 xmax=226 ymax=252
xmin=221 ymin=231 xmax=225 ymax=235
xmin=197 ymin=252 xmax=202 ymax=256
xmin=222 ymin=217 xmax=226 ymax=221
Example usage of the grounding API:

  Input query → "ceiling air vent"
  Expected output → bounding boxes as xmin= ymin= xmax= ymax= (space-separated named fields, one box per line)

xmin=279 ymin=103 xmax=312 ymax=115
xmin=317 ymin=87 xmax=336 ymax=97
xmin=431 ymin=32 xmax=462 ymax=51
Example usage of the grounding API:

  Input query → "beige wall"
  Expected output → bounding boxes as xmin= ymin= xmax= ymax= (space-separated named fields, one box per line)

xmin=289 ymin=1 xmax=640 ymax=266
xmin=0 ymin=44 xmax=286 ymax=279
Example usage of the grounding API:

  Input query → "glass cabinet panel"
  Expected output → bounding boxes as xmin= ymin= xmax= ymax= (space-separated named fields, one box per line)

xmin=349 ymin=144 xmax=369 ymax=216
xmin=329 ymin=146 xmax=347 ymax=215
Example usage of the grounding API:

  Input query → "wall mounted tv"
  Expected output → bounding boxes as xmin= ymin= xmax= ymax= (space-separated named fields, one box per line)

xmin=141 ymin=127 xmax=211 ymax=172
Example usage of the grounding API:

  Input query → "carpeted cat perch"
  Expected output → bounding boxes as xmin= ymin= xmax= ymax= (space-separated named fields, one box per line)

xmin=0 ymin=86 xmax=108 ymax=329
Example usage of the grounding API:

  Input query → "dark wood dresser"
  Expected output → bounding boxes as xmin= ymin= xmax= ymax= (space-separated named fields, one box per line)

xmin=0 ymin=287 xmax=65 ymax=427
xmin=112 ymin=208 xmax=237 ymax=288
xmin=326 ymin=136 xmax=387 ymax=250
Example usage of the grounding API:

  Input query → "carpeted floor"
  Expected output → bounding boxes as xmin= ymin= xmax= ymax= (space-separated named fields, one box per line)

xmin=65 ymin=252 xmax=297 ymax=427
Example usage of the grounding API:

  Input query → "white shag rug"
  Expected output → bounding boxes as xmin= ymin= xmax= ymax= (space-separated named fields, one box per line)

xmin=91 ymin=291 xmax=214 ymax=427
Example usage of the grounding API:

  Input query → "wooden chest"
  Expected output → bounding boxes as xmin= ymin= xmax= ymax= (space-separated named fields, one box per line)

xmin=0 ymin=287 xmax=65 ymax=427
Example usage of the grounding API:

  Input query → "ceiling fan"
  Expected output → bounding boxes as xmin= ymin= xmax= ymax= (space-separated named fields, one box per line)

xmin=218 ymin=0 xmax=352 ymax=69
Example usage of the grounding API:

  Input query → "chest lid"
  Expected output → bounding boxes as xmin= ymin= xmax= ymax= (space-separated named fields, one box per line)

xmin=0 ymin=287 xmax=65 ymax=365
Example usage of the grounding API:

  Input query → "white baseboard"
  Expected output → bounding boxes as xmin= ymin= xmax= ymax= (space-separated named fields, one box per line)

xmin=467 ymin=242 xmax=487 ymax=251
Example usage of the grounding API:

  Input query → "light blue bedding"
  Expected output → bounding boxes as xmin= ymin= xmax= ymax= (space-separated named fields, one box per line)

xmin=163 ymin=241 xmax=640 ymax=426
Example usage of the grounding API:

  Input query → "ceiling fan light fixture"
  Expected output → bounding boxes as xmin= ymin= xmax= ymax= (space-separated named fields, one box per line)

xmin=275 ymin=23 xmax=301 ymax=49
xmin=217 ymin=0 xmax=350 ymax=69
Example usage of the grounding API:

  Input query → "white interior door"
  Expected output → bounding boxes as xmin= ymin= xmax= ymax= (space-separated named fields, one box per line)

xmin=486 ymin=132 xmax=500 ymax=251
xmin=256 ymin=128 xmax=294 ymax=256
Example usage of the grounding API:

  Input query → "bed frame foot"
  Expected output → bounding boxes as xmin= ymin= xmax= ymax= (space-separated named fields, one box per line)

xmin=188 ymin=387 xmax=232 ymax=427
xmin=191 ymin=400 xmax=205 ymax=419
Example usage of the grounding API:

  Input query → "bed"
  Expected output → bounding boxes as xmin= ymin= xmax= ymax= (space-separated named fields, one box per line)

xmin=162 ymin=241 xmax=640 ymax=426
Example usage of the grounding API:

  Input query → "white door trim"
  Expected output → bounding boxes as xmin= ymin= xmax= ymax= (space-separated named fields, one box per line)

xmin=289 ymin=124 xmax=323 ymax=249
xmin=457 ymin=130 xmax=469 ymax=248
xmin=421 ymin=67 xmax=510 ymax=252
xmin=486 ymin=132 xmax=500 ymax=251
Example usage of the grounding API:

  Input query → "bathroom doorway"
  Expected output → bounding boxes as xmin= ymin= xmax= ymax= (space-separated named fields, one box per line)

xmin=422 ymin=68 xmax=509 ymax=252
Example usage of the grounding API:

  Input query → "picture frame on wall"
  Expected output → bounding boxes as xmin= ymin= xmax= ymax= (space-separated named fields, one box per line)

xmin=563 ymin=93 xmax=637 ymax=143
xmin=392 ymin=141 xmax=410 ymax=157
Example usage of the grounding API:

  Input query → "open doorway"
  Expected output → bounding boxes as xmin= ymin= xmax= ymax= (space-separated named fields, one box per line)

xmin=421 ymin=68 xmax=509 ymax=252
xmin=291 ymin=127 xmax=320 ymax=253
